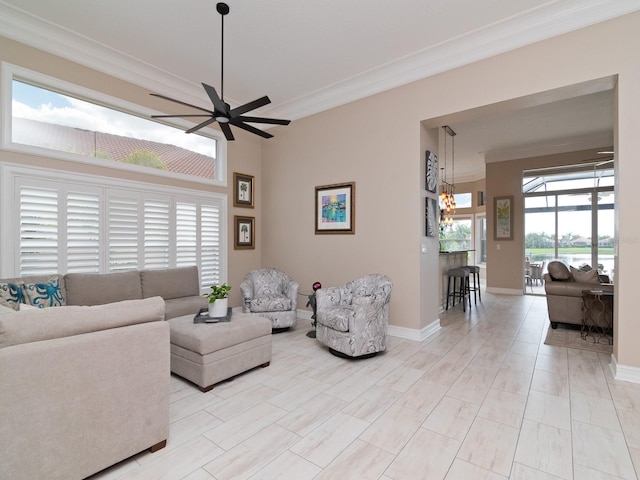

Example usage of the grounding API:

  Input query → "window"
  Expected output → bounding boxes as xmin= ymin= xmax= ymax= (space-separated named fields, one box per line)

xmin=1 ymin=163 xmax=226 ymax=291
xmin=440 ymin=217 xmax=472 ymax=252
xmin=2 ymin=62 xmax=226 ymax=184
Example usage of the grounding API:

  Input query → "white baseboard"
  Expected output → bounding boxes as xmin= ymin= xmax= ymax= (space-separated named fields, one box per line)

xmin=297 ymin=309 xmax=440 ymax=342
xmin=610 ymin=355 xmax=640 ymax=384
xmin=388 ymin=319 xmax=441 ymax=342
xmin=486 ymin=287 xmax=523 ymax=295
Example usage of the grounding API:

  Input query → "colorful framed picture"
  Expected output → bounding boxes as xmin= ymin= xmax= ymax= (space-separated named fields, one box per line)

xmin=234 ymin=215 xmax=255 ymax=249
xmin=315 ymin=182 xmax=355 ymax=234
xmin=494 ymin=195 xmax=514 ymax=240
xmin=425 ymin=150 xmax=438 ymax=193
xmin=233 ymin=172 xmax=254 ymax=208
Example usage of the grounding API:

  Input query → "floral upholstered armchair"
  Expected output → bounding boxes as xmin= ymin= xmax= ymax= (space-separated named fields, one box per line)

xmin=315 ymin=274 xmax=393 ymax=357
xmin=239 ymin=268 xmax=299 ymax=329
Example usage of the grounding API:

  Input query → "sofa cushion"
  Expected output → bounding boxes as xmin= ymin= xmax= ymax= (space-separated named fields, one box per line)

xmin=570 ymin=267 xmax=600 ymax=284
xmin=141 ymin=266 xmax=200 ymax=300
xmin=0 ymin=297 xmax=165 ymax=348
xmin=64 ymin=271 xmax=142 ymax=306
xmin=23 ymin=276 xmax=66 ymax=308
xmin=547 ymin=261 xmax=571 ymax=281
xmin=249 ymin=294 xmax=292 ymax=313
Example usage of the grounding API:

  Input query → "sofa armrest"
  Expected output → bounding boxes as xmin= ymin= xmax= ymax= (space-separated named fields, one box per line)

xmin=0 ymin=320 xmax=170 ymax=479
xmin=315 ymin=286 xmax=342 ymax=309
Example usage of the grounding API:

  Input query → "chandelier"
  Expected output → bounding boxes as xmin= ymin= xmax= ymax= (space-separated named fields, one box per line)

xmin=440 ymin=125 xmax=456 ymax=227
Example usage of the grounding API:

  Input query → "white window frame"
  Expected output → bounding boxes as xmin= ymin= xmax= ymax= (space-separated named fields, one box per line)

xmin=0 ymin=162 xmax=228 ymax=291
xmin=1 ymin=62 xmax=227 ymax=186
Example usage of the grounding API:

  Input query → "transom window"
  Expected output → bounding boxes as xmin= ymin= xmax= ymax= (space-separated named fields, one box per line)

xmin=2 ymin=62 xmax=225 ymax=184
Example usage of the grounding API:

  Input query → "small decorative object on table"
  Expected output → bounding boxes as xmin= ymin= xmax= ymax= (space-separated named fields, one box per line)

xmin=204 ymin=283 xmax=231 ymax=318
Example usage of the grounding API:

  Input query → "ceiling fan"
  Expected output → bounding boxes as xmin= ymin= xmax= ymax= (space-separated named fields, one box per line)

xmin=150 ymin=2 xmax=290 ymax=141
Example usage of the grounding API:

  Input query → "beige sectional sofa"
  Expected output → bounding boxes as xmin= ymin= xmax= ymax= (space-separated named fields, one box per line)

xmin=0 ymin=266 xmax=209 ymax=479
xmin=544 ymin=260 xmax=614 ymax=329
xmin=0 ymin=296 xmax=169 ymax=480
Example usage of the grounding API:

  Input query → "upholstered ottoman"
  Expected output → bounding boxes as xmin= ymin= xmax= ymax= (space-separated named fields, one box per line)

xmin=168 ymin=311 xmax=272 ymax=392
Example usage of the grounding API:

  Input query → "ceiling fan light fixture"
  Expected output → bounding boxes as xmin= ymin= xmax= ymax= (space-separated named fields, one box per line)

xmin=149 ymin=2 xmax=290 ymax=140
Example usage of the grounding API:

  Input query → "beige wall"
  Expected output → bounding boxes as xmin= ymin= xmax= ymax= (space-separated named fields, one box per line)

xmin=262 ymin=13 xmax=640 ymax=369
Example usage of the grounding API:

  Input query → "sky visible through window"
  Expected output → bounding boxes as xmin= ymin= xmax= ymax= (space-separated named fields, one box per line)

xmin=12 ymin=80 xmax=217 ymax=159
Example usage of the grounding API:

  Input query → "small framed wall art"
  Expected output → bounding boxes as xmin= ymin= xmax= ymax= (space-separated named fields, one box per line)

xmin=426 ymin=197 xmax=438 ymax=237
xmin=425 ymin=150 xmax=438 ymax=193
xmin=494 ymin=195 xmax=514 ymax=240
xmin=233 ymin=172 xmax=254 ymax=208
xmin=234 ymin=215 xmax=255 ymax=249
xmin=315 ymin=181 xmax=355 ymax=234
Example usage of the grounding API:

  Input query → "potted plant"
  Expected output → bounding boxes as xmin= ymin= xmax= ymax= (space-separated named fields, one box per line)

xmin=204 ymin=283 xmax=231 ymax=317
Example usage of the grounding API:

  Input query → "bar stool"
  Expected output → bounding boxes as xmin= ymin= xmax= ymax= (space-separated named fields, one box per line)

xmin=446 ymin=267 xmax=471 ymax=312
xmin=464 ymin=265 xmax=481 ymax=305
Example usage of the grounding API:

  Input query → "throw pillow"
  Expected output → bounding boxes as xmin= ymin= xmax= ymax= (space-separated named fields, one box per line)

xmin=570 ymin=267 xmax=600 ymax=284
xmin=23 ymin=277 xmax=65 ymax=308
xmin=0 ymin=282 xmax=25 ymax=310
xmin=547 ymin=261 xmax=571 ymax=281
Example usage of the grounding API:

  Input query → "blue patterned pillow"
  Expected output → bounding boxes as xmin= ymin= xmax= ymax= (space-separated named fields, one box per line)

xmin=23 ymin=277 xmax=65 ymax=308
xmin=0 ymin=282 xmax=25 ymax=311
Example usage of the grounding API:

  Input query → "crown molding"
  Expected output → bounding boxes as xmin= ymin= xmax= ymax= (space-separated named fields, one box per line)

xmin=1 ymin=0 xmax=639 ymax=121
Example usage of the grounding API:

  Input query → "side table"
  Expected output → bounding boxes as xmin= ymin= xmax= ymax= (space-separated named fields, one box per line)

xmin=581 ymin=289 xmax=614 ymax=345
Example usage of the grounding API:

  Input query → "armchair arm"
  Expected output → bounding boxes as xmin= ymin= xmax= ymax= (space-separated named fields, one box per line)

xmin=239 ymin=279 xmax=253 ymax=312
xmin=349 ymin=298 xmax=388 ymax=335
xmin=284 ymin=279 xmax=299 ymax=309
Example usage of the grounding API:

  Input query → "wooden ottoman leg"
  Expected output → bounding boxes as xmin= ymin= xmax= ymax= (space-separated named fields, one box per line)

xmin=199 ymin=384 xmax=214 ymax=393
xmin=261 ymin=361 xmax=270 ymax=368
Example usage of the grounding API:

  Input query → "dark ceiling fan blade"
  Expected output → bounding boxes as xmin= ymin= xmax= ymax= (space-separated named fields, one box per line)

xmin=201 ymin=83 xmax=228 ymax=114
xmin=236 ymin=115 xmax=291 ymax=126
xmin=220 ymin=122 xmax=235 ymax=141
xmin=229 ymin=96 xmax=271 ymax=117
xmin=230 ymin=119 xmax=274 ymax=139
xmin=150 ymin=93 xmax=213 ymax=114
xmin=185 ymin=117 xmax=217 ymax=134
xmin=151 ymin=114 xmax=212 ymax=118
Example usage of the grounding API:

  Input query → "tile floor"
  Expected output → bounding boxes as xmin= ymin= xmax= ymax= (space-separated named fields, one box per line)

xmin=89 ymin=292 xmax=640 ymax=480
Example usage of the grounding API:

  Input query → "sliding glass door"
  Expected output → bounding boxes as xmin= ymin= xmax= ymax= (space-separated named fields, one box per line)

xmin=523 ymin=163 xmax=614 ymax=294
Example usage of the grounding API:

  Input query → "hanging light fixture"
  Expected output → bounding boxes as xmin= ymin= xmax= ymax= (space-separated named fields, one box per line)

xmin=440 ymin=125 xmax=457 ymax=227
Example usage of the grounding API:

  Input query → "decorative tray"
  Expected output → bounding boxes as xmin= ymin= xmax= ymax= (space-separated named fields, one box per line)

xmin=194 ymin=307 xmax=232 ymax=324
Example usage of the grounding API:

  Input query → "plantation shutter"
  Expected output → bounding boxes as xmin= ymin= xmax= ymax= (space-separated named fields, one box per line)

xmin=176 ymin=202 xmax=197 ymax=267
xmin=19 ymin=185 xmax=58 ymax=276
xmin=5 ymin=165 xmax=225 ymax=282
xmin=144 ymin=199 xmax=170 ymax=269
xmin=66 ymin=191 xmax=100 ymax=273
xmin=201 ymin=203 xmax=221 ymax=288
xmin=108 ymin=195 xmax=140 ymax=271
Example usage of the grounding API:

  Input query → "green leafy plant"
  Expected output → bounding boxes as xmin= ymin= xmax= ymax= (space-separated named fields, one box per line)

xmin=204 ymin=283 xmax=231 ymax=304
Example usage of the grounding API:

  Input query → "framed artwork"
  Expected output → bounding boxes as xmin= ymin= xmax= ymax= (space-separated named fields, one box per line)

xmin=315 ymin=182 xmax=355 ymax=234
xmin=425 ymin=150 xmax=438 ymax=193
xmin=233 ymin=172 xmax=254 ymax=208
xmin=426 ymin=197 xmax=438 ymax=237
xmin=234 ymin=215 xmax=255 ymax=249
xmin=494 ymin=195 xmax=514 ymax=240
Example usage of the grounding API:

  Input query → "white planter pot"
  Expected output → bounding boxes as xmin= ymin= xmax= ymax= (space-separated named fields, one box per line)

xmin=208 ymin=298 xmax=228 ymax=317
